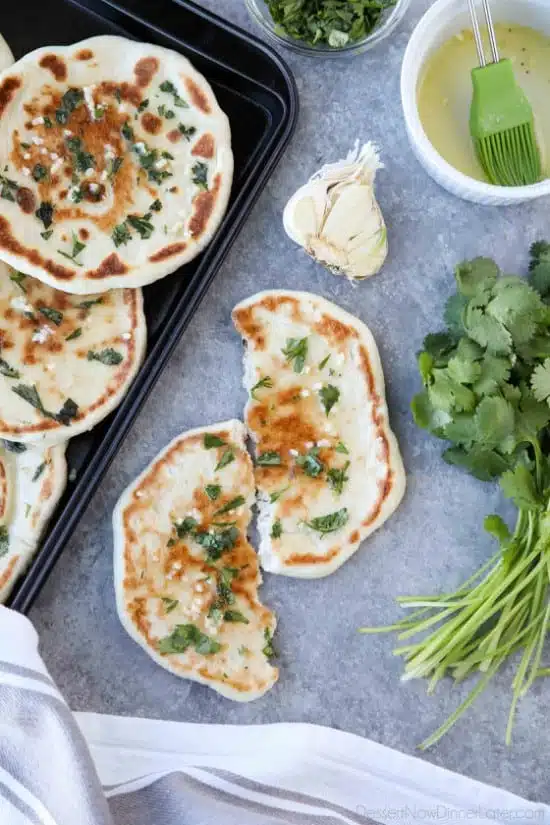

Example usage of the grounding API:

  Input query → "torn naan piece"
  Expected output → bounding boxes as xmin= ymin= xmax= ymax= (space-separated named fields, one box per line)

xmin=0 ymin=439 xmax=67 ymax=602
xmin=113 ymin=420 xmax=278 ymax=702
xmin=0 ymin=262 xmax=146 ymax=444
xmin=0 ymin=35 xmax=233 ymax=293
xmin=233 ymin=290 xmax=406 ymax=579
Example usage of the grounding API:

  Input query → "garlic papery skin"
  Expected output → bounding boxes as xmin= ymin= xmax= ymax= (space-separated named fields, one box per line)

xmin=283 ymin=141 xmax=388 ymax=282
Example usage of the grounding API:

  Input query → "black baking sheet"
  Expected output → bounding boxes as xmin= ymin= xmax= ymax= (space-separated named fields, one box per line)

xmin=1 ymin=0 xmax=298 ymax=611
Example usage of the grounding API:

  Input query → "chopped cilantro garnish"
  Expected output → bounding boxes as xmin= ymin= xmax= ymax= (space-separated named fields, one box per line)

xmin=35 ymin=201 xmax=54 ymax=229
xmin=224 ymin=610 xmax=249 ymax=624
xmin=121 ymin=121 xmax=134 ymax=141
xmin=77 ymin=298 xmax=103 ymax=310
xmin=0 ymin=356 xmax=20 ymax=379
xmin=271 ymin=519 xmax=282 ymax=539
xmin=215 ymin=449 xmax=235 ymax=472
xmin=256 ymin=451 xmax=282 ymax=466
xmin=137 ymin=98 xmax=149 ymax=113
xmin=335 ymin=442 xmax=349 ymax=454
xmin=112 ymin=222 xmax=132 ymax=247
xmin=40 ymin=230 xmax=53 ymax=241
xmin=250 ymin=375 xmax=273 ymax=400
xmin=9 ymin=272 xmax=27 ymax=292
xmin=65 ymin=328 xmax=82 ymax=341
xmin=0 ymin=526 xmax=8 ymax=558
xmin=158 ymin=624 xmax=221 ymax=655
xmin=161 ymin=597 xmax=178 ymax=613
xmin=87 ymin=348 xmax=123 ymax=366
xmin=32 ymin=164 xmax=48 ymax=182
xmin=38 ymin=306 xmax=63 ymax=326
xmin=306 ymin=508 xmax=348 ymax=533
xmin=191 ymin=161 xmax=208 ymax=191
xmin=214 ymin=495 xmax=245 ymax=516
xmin=32 ymin=461 xmax=47 ymax=483
xmin=55 ymin=87 xmax=84 ymax=124
xmin=127 ymin=213 xmax=154 ymax=240
xmin=159 ymin=80 xmax=188 ymax=108
xmin=57 ymin=233 xmax=86 ymax=266
xmin=270 ymin=485 xmax=289 ymax=503
xmin=204 ymin=434 xmax=226 ymax=448
xmin=205 ymin=484 xmax=221 ymax=501
xmin=327 ymin=461 xmax=350 ymax=495
xmin=178 ymin=123 xmax=196 ymax=141
xmin=262 ymin=627 xmax=276 ymax=659
xmin=149 ymin=199 xmax=162 ymax=212
xmin=195 ymin=526 xmax=239 ymax=562
xmin=319 ymin=384 xmax=340 ymax=415
xmin=282 ymin=337 xmax=308 ymax=373
xmin=296 ymin=447 xmax=324 ymax=477
xmin=319 ymin=354 xmax=331 ymax=370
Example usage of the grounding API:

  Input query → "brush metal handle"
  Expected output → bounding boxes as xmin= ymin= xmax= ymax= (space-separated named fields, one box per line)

xmin=481 ymin=0 xmax=500 ymax=63
xmin=467 ymin=0 xmax=500 ymax=66
xmin=467 ymin=0 xmax=486 ymax=66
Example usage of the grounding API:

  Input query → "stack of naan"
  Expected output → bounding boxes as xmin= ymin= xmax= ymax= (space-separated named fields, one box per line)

xmin=0 ymin=34 xmax=233 ymax=600
xmin=114 ymin=290 xmax=405 ymax=701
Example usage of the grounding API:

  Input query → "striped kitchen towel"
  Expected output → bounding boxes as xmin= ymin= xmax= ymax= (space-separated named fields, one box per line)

xmin=0 ymin=605 xmax=548 ymax=825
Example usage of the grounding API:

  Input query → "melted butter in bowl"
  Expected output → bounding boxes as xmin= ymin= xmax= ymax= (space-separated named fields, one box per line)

xmin=417 ymin=24 xmax=550 ymax=183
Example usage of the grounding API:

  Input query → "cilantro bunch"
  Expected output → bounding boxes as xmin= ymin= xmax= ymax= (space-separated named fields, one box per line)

xmin=362 ymin=244 xmax=550 ymax=747
xmin=266 ymin=0 xmax=396 ymax=48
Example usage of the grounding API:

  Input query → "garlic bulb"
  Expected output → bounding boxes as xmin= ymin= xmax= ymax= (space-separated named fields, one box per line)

xmin=283 ymin=141 xmax=388 ymax=282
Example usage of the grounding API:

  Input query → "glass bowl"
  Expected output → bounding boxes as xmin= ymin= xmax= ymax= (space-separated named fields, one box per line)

xmin=244 ymin=0 xmax=412 ymax=57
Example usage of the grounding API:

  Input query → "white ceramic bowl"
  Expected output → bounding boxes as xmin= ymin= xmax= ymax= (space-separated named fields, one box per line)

xmin=401 ymin=0 xmax=550 ymax=205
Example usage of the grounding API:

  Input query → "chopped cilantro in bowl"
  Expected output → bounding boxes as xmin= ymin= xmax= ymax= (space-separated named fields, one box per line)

xmin=245 ymin=0 xmax=410 ymax=55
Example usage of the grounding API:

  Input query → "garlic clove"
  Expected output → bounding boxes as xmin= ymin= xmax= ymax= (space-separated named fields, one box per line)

xmin=282 ymin=140 xmax=388 ymax=283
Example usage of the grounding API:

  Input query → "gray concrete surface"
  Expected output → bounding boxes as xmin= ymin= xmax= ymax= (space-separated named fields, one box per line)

xmin=30 ymin=0 xmax=550 ymax=807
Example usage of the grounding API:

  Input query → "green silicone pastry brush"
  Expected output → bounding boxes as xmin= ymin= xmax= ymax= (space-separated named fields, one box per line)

xmin=468 ymin=0 xmax=541 ymax=187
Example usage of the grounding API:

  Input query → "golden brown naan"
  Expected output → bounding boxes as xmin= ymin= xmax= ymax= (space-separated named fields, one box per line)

xmin=0 ymin=36 xmax=232 ymax=293
xmin=113 ymin=420 xmax=278 ymax=701
xmin=0 ymin=261 xmax=146 ymax=444
xmin=233 ymin=290 xmax=406 ymax=578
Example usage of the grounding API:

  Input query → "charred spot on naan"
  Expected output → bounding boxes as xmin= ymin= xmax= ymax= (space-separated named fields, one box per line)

xmin=314 ymin=314 xmax=359 ymax=346
xmin=148 ymin=242 xmax=186 ymax=263
xmin=75 ymin=49 xmax=94 ymax=61
xmin=0 ymin=458 xmax=8 ymax=521
xmin=134 ymin=57 xmax=160 ymax=88
xmin=39 ymin=54 xmax=67 ymax=82
xmin=141 ymin=112 xmax=162 ymax=135
xmin=191 ymin=133 xmax=214 ymax=159
xmin=0 ymin=76 xmax=21 ymax=120
xmin=184 ymin=76 xmax=211 ymax=113
xmin=0 ymin=557 xmax=19 ymax=591
xmin=87 ymin=253 xmax=128 ymax=279
xmin=15 ymin=188 xmax=36 ymax=215
xmin=189 ymin=173 xmax=221 ymax=239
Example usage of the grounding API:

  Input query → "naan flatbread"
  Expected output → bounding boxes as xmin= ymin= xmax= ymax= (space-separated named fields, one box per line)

xmin=113 ymin=420 xmax=278 ymax=702
xmin=233 ymin=290 xmax=406 ymax=578
xmin=0 ymin=35 xmax=233 ymax=294
xmin=0 ymin=439 xmax=66 ymax=602
xmin=0 ymin=33 xmax=14 ymax=73
xmin=0 ymin=261 xmax=146 ymax=444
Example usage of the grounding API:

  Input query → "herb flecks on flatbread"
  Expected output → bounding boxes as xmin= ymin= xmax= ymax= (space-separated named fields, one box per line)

xmin=0 ymin=36 xmax=233 ymax=294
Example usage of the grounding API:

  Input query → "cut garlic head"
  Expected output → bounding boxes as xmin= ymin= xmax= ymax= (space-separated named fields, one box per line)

xmin=283 ymin=142 xmax=388 ymax=282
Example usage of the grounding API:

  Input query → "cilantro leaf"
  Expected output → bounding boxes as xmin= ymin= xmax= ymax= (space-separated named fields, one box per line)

xmin=464 ymin=307 xmax=512 ymax=354
xmin=475 ymin=397 xmax=515 ymax=449
xmin=531 ymin=360 xmax=550 ymax=403
xmin=500 ymin=465 xmax=541 ymax=511
xmin=455 ymin=257 xmax=499 ymax=297
xmin=443 ymin=446 xmax=510 ymax=481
